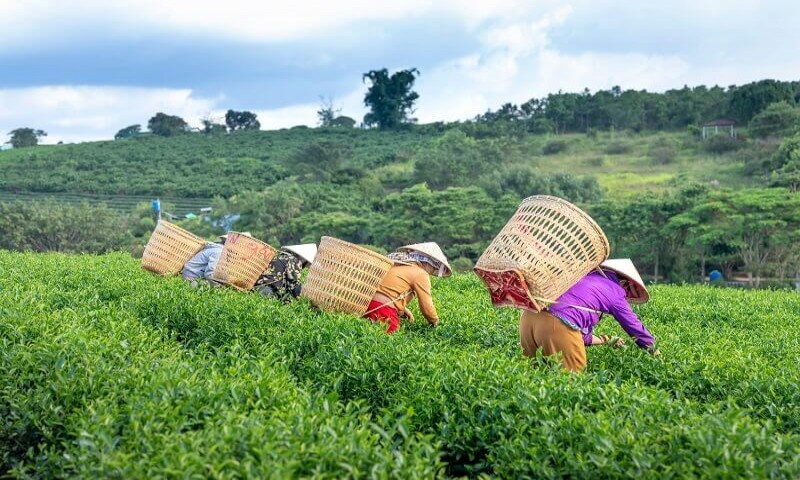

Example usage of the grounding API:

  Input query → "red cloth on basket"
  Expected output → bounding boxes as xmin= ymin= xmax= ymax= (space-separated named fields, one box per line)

xmin=474 ymin=268 xmax=540 ymax=311
xmin=364 ymin=299 xmax=401 ymax=334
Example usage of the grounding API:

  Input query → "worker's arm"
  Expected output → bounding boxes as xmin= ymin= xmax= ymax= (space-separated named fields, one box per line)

xmin=608 ymin=295 xmax=655 ymax=349
xmin=589 ymin=334 xmax=625 ymax=348
xmin=182 ymin=248 xmax=210 ymax=280
xmin=588 ymin=334 xmax=606 ymax=346
xmin=412 ymin=270 xmax=439 ymax=325
xmin=202 ymin=246 xmax=223 ymax=280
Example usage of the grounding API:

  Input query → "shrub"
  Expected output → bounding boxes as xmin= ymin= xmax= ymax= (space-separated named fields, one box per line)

xmin=478 ymin=164 xmax=602 ymax=203
xmin=586 ymin=157 xmax=606 ymax=167
xmin=542 ymin=139 xmax=568 ymax=155
xmin=748 ymin=101 xmax=800 ymax=138
xmin=686 ymin=124 xmax=702 ymax=137
xmin=0 ymin=200 xmax=133 ymax=253
xmin=648 ymin=136 xmax=680 ymax=165
xmin=451 ymin=256 xmax=473 ymax=271
xmin=289 ymin=142 xmax=350 ymax=180
xmin=412 ymin=129 xmax=495 ymax=189
xmin=703 ymin=135 xmax=744 ymax=154
xmin=528 ymin=118 xmax=554 ymax=134
xmin=604 ymin=141 xmax=632 ymax=155
xmin=737 ymin=138 xmax=782 ymax=176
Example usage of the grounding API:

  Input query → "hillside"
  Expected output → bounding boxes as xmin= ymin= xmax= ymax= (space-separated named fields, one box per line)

xmin=2 ymin=252 xmax=799 ymax=477
xmin=2 ymin=123 xmax=797 ymax=284
xmin=0 ymin=126 xmax=762 ymax=200
xmin=0 ymin=128 xmax=431 ymax=198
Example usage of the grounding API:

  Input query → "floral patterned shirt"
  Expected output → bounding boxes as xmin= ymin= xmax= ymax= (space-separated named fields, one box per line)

xmin=253 ymin=250 xmax=304 ymax=303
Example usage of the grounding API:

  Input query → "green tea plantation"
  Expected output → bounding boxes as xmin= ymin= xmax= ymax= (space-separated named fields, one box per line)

xmin=1 ymin=252 xmax=799 ymax=478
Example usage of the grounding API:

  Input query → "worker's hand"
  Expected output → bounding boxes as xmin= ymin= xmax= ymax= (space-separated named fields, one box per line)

xmin=402 ymin=308 xmax=414 ymax=322
xmin=647 ymin=346 xmax=661 ymax=357
xmin=428 ymin=320 xmax=438 ymax=328
xmin=599 ymin=335 xmax=625 ymax=349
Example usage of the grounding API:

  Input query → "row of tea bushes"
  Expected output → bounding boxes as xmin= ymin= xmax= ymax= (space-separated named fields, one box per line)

xmin=409 ymin=274 xmax=800 ymax=432
xmin=0 ymin=253 xmax=442 ymax=478
xmin=2 ymin=252 xmax=799 ymax=478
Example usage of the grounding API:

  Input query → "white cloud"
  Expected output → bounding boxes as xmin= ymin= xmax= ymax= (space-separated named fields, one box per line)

xmin=1 ymin=1 xmax=798 ymax=142
xmin=0 ymin=0 xmax=554 ymax=48
xmin=414 ymin=6 xmax=692 ymax=122
xmin=253 ymin=104 xmax=320 ymax=130
xmin=254 ymin=85 xmax=369 ymax=129
xmin=0 ymin=86 xmax=220 ymax=143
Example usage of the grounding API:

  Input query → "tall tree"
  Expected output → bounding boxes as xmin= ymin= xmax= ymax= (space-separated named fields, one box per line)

xmin=362 ymin=68 xmax=420 ymax=129
xmin=147 ymin=113 xmax=189 ymax=137
xmin=114 ymin=124 xmax=141 ymax=140
xmin=225 ymin=110 xmax=260 ymax=131
xmin=6 ymin=128 xmax=46 ymax=148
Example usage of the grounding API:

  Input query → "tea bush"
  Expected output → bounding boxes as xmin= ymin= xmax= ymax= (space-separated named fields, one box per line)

xmin=1 ymin=252 xmax=799 ymax=478
xmin=0 ymin=254 xmax=441 ymax=478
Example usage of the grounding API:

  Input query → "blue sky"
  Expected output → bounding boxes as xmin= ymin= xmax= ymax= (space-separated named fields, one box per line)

xmin=1 ymin=0 xmax=798 ymax=143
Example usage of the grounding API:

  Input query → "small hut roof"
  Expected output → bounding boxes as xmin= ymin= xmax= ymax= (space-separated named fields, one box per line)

xmin=703 ymin=119 xmax=735 ymax=127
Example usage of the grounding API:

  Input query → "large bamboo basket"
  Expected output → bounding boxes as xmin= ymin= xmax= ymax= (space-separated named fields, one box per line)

xmin=141 ymin=220 xmax=207 ymax=275
xmin=301 ymin=236 xmax=393 ymax=315
xmin=211 ymin=233 xmax=277 ymax=291
xmin=474 ymin=195 xmax=610 ymax=311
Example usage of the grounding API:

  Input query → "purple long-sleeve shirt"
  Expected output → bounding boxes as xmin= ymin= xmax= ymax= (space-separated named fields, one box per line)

xmin=548 ymin=271 xmax=655 ymax=349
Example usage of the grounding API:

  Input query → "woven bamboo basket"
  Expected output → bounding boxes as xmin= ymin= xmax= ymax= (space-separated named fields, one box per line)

xmin=141 ymin=220 xmax=207 ymax=275
xmin=211 ymin=232 xmax=277 ymax=291
xmin=474 ymin=195 xmax=610 ymax=311
xmin=301 ymin=236 xmax=393 ymax=315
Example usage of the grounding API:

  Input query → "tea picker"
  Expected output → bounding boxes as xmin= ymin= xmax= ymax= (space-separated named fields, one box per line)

xmin=254 ymin=244 xmax=318 ymax=303
xmin=475 ymin=196 xmax=659 ymax=373
xmin=152 ymin=198 xmax=161 ymax=221
xmin=364 ymin=242 xmax=451 ymax=333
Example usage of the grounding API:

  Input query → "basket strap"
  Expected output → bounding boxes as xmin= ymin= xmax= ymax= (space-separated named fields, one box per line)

xmin=531 ymin=295 xmax=603 ymax=315
xmin=364 ymin=290 xmax=412 ymax=316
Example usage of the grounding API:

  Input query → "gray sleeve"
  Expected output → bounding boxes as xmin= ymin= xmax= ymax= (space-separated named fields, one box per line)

xmin=203 ymin=247 xmax=223 ymax=280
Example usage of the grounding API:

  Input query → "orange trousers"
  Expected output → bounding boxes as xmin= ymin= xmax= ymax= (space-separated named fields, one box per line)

xmin=519 ymin=310 xmax=587 ymax=372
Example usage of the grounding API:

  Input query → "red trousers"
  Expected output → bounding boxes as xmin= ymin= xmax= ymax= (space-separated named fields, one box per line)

xmin=364 ymin=299 xmax=400 ymax=334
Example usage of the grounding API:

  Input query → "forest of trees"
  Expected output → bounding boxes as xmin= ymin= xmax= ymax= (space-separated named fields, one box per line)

xmin=473 ymin=79 xmax=800 ymax=135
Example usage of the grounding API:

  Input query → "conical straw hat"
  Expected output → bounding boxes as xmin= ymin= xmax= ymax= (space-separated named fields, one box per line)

xmin=600 ymin=258 xmax=649 ymax=304
xmin=397 ymin=242 xmax=452 ymax=277
xmin=283 ymin=244 xmax=317 ymax=264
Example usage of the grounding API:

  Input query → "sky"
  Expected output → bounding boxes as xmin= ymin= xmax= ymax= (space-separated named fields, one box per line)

xmin=1 ymin=0 xmax=798 ymax=143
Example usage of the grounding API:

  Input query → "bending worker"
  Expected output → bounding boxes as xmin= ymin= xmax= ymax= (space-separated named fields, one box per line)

xmin=365 ymin=243 xmax=451 ymax=333
xmin=182 ymin=232 xmax=251 ymax=286
xmin=254 ymin=244 xmax=317 ymax=303
xmin=519 ymin=258 xmax=659 ymax=372
xmin=181 ymin=232 xmax=252 ymax=287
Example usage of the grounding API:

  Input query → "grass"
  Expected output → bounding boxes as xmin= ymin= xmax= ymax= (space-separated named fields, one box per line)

xmin=532 ymin=132 xmax=757 ymax=196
